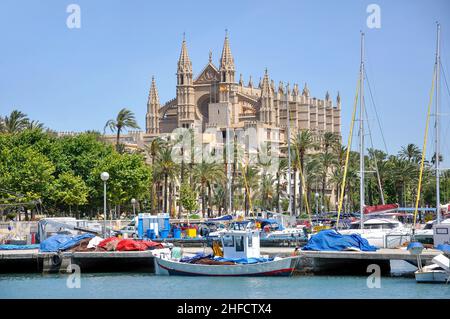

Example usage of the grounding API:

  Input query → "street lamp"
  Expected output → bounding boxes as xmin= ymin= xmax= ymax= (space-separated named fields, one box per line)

xmin=101 ymin=172 xmax=109 ymax=238
xmin=131 ymin=198 xmax=137 ymax=220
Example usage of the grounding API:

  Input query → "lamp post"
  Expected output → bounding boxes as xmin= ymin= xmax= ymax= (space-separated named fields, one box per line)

xmin=131 ymin=198 xmax=137 ymax=220
xmin=101 ymin=172 xmax=109 ymax=237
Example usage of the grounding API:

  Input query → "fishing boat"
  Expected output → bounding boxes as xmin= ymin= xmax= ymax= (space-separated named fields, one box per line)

xmin=152 ymin=227 xmax=299 ymax=276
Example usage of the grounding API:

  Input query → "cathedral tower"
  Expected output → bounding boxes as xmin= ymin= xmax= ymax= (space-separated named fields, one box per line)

xmin=176 ymin=35 xmax=196 ymax=128
xmin=219 ymin=31 xmax=235 ymax=103
xmin=259 ymin=69 xmax=276 ymax=125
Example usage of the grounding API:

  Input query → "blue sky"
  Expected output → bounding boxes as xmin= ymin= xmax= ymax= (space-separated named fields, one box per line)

xmin=1 ymin=0 xmax=450 ymax=164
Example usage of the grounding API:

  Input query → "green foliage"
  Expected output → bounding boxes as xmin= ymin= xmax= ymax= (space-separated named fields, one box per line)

xmin=52 ymin=172 xmax=89 ymax=207
xmin=180 ymin=182 xmax=198 ymax=213
xmin=0 ymin=127 xmax=151 ymax=218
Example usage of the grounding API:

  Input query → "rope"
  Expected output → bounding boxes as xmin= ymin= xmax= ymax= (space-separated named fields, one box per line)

xmin=363 ymin=100 xmax=386 ymax=204
xmin=336 ymin=74 xmax=361 ymax=228
xmin=365 ymin=71 xmax=389 ymax=154
xmin=413 ymin=65 xmax=437 ymax=230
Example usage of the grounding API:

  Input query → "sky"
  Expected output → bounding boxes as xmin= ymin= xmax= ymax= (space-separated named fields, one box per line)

xmin=1 ymin=0 xmax=450 ymax=165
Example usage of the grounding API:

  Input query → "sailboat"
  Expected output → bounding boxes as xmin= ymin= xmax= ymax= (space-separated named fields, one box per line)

xmin=412 ymin=23 xmax=450 ymax=283
xmin=337 ymin=32 xmax=411 ymax=248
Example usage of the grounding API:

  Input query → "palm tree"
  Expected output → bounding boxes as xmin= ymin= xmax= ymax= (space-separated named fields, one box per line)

xmin=27 ymin=120 xmax=44 ymax=130
xmin=276 ymin=158 xmax=288 ymax=214
xmin=292 ymin=130 xmax=316 ymax=214
xmin=399 ymin=144 xmax=421 ymax=163
xmin=2 ymin=110 xmax=30 ymax=133
xmin=154 ymin=143 xmax=179 ymax=215
xmin=145 ymin=137 xmax=164 ymax=214
xmin=316 ymin=152 xmax=337 ymax=211
xmin=257 ymin=174 xmax=275 ymax=211
xmin=104 ymin=108 xmax=140 ymax=151
xmin=239 ymin=164 xmax=259 ymax=216
xmin=193 ymin=161 xmax=225 ymax=218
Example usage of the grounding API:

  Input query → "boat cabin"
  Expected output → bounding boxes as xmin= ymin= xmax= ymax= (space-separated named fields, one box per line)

xmin=220 ymin=229 xmax=261 ymax=259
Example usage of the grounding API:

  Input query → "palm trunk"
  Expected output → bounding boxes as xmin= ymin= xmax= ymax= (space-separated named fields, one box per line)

xmin=299 ymin=155 xmax=304 ymax=214
xmin=321 ymin=173 xmax=326 ymax=211
xmin=207 ymin=183 xmax=212 ymax=218
xmin=276 ymin=172 xmax=281 ymax=214
xmin=116 ymin=127 xmax=121 ymax=151
xmin=164 ymin=174 xmax=168 ymax=213
xmin=293 ymin=168 xmax=297 ymax=216
xmin=179 ymin=156 xmax=185 ymax=218
xmin=201 ymin=182 xmax=206 ymax=218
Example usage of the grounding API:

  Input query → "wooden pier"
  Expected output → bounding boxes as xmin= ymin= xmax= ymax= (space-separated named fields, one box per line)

xmin=0 ymin=247 xmax=442 ymax=275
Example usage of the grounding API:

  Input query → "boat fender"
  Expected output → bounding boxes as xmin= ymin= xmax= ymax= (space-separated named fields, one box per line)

xmin=52 ymin=254 xmax=62 ymax=266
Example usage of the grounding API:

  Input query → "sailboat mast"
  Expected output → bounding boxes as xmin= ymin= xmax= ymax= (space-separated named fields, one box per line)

xmin=359 ymin=32 xmax=365 ymax=230
xmin=226 ymin=87 xmax=232 ymax=215
xmin=435 ymin=22 xmax=441 ymax=223
xmin=286 ymin=83 xmax=292 ymax=217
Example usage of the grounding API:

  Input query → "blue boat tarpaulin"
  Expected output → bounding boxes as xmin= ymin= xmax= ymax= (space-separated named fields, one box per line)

xmin=208 ymin=215 xmax=233 ymax=221
xmin=0 ymin=244 xmax=40 ymax=250
xmin=39 ymin=233 xmax=95 ymax=252
xmin=214 ymin=257 xmax=274 ymax=264
xmin=302 ymin=229 xmax=378 ymax=252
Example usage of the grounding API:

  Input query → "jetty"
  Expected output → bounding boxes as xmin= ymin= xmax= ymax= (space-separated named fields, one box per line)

xmin=0 ymin=247 xmax=441 ymax=275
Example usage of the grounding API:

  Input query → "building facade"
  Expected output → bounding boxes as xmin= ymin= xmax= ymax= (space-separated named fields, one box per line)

xmin=146 ymin=33 xmax=342 ymax=150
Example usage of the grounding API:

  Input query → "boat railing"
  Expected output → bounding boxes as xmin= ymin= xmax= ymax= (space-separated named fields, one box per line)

xmin=384 ymin=233 xmax=411 ymax=248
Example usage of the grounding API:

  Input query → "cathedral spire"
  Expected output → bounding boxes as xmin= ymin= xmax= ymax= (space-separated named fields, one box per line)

xmin=325 ymin=91 xmax=330 ymax=101
xmin=146 ymin=76 xmax=160 ymax=134
xmin=260 ymin=69 xmax=275 ymax=125
xmin=178 ymin=34 xmax=192 ymax=74
xmin=149 ymin=76 xmax=159 ymax=103
xmin=302 ymin=82 xmax=310 ymax=97
xmin=336 ymin=91 xmax=341 ymax=108
xmin=239 ymin=73 xmax=244 ymax=86
xmin=261 ymin=69 xmax=272 ymax=96
xmin=248 ymin=75 xmax=253 ymax=88
xmin=219 ymin=30 xmax=235 ymax=83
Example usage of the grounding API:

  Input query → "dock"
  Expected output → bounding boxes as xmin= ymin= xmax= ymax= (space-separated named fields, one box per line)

xmin=0 ymin=247 xmax=441 ymax=275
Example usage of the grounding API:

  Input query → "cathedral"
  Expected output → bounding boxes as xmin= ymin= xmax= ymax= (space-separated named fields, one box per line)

xmin=145 ymin=33 xmax=341 ymax=152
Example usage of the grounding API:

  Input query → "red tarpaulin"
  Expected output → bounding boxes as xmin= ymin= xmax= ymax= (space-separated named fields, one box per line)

xmin=363 ymin=203 xmax=399 ymax=214
xmin=97 ymin=237 xmax=163 ymax=251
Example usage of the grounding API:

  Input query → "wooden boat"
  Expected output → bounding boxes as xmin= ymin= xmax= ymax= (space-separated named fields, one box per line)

xmin=152 ymin=228 xmax=300 ymax=276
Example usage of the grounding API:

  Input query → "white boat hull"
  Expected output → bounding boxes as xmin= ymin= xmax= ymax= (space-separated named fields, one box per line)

xmin=154 ymin=256 xmax=299 ymax=277
xmin=415 ymin=270 xmax=450 ymax=283
xmin=338 ymin=229 xmax=411 ymax=248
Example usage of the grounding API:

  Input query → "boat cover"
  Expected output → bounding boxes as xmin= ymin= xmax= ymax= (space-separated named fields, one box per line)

xmin=96 ymin=237 xmax=163 ymax=251
xmin=302 ymin=229 xmax=378 ymax=251
xmin=214 ymin=257 xmax=274 ymax=264
xmin=39 ymin=233 xmax=95 ymax=252
xmin=180 ymin=252 xmax=213 ymax=263
xmin=0 ymin=244 xmax=40 ymax=250
xmin=208 ymin=215 xmax=233 ymax=221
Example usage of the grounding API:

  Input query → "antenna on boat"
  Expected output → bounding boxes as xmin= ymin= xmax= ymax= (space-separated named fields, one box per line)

xmin=359 ymin=31 xmax=366 ymax=230
xmin=435 ymin=22 xmax=441 ymax=224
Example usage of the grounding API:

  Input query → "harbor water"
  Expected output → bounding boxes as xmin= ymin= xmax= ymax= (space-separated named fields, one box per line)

xmin=0 ymin=261 xmax=448 ymax=299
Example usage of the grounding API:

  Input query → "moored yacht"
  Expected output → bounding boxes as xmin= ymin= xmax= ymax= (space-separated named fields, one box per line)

xmin=339 ymin=216 xmax=411 ymax=248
